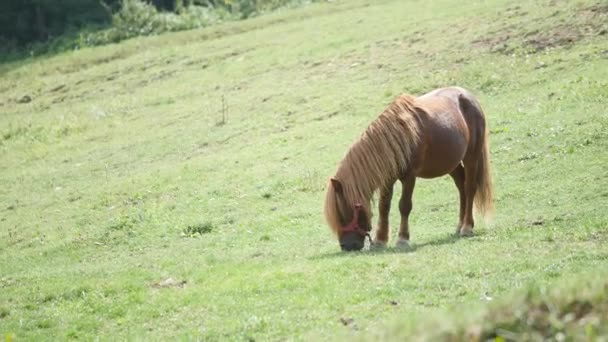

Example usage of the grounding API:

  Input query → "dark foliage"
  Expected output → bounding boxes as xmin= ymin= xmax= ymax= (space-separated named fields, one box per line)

xmin=0 ymin=0 xmax=307 ymax=51
xmin=0 ymin=0 xmax=122 ymax=47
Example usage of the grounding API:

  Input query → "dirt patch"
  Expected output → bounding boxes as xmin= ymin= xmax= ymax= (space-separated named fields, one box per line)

xmin=472 ymin=32 xmax=514 ymax=54
xmin=49 ymin=84 xmax=67 ymax=93
xmin=313 ymin=111 xmax=338 ymax=122
xmin=587 ymin=3 xmax=608 ymax=14
xmin=524 ymin=25 xmax=583 ymax=52
xmin=339 ymin=317 xmax=358 ymax=330
xmin=16 ymin=95 xmax=32 ymax=104
xmin=151 ymin=277 xmax=187 ymax=289
xmin=137 ymin=69 xmax=178 ymax=87
xmin=473 ymin=2 xmax=608 ymax=54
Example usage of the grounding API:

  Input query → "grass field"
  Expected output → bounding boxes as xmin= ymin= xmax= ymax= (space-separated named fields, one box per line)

xmin=1 ymin=0 xmax=607 ymax=340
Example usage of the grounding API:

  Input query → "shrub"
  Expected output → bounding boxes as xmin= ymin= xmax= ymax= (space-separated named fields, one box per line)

xmin=83 ymin=0 xmax=221 ymax=46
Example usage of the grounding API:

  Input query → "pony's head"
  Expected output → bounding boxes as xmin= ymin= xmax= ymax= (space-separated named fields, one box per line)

xmin=324 ymin=177 xmax=372 ymax=251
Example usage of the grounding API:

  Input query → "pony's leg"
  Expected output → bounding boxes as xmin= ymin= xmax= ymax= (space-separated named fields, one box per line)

xmin=449 ymin=164 xmax=466 ymax=234
xmin=461 ymin=159 xmax=478 ymax=236
xmin=373 ymin=183 xmax=394 ymax=248
xmin=397 ymin=174 xmax=416 ymax=248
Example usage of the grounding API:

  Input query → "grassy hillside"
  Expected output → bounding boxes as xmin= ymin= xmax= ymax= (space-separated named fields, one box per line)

xmin=1 ymin=0 xmax=607 ymax=340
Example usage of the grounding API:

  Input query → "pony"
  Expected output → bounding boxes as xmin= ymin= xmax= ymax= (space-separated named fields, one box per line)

xmin=323 ymin=86 xmax=493 ymax=251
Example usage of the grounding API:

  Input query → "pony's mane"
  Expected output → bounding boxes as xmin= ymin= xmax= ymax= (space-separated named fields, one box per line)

xmin=324 ymin=94 xmax=424 ymax=235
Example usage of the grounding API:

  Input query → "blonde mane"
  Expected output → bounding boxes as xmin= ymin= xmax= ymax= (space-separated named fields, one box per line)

xmin=324 ymin=94 xmax=424 ymax=235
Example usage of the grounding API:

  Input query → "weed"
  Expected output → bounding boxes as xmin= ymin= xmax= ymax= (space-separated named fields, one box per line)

xmin=518 ymin=152 xmax=540 ymax=162
xmin=183 ymin=222 xmax=214 ymax=236
xmin=0 ymin=307 xmax=9 ymax=319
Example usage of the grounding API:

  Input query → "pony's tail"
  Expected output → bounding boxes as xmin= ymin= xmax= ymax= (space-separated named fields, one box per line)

xmin=474 ymin=118 xmax=494 ymax=220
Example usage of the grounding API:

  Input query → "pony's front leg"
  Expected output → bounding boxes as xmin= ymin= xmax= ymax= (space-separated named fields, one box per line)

xmin=372 ymin=182 xmax=394 ymax=249
xmin=397 ymin=175 xmax=416 ymax=249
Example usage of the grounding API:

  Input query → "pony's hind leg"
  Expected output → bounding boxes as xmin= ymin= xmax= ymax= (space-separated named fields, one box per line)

xmin=397 ymin=174 xmax=416 ymax=248
xmin=372 ymin=182 xmax=394 ymax=248
xmin=449 ymin=163 xmax=466 ymax=234
xmin=460 ymin=158 xmax=478 ymax=236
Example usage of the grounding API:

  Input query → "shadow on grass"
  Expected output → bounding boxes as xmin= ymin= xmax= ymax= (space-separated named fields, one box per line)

xmin=312 ymin=230 xmax=487 ymax=260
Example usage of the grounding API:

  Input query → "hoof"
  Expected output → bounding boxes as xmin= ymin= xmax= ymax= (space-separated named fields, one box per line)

xmin=370 ymin=240 xmax=387 ymax=250
xmin=459 ymin=227 xmax=474 ymax=237
xmin=395 ymin=238 xmax=412 ymax=250
xmin=455 ymin=224 xmax=462 ymax=235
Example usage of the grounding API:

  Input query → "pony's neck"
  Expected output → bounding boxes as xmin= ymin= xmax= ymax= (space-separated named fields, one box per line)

xmin=334 ymin=96 xmax=422 ymax=208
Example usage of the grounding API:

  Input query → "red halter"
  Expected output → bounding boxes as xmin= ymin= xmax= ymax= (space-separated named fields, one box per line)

xmin=341 ymin=203 xmax=372 ymax=242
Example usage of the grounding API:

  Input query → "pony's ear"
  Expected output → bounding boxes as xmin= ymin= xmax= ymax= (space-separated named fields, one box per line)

xmin=330 ymin=178 xmax=343 ymax=194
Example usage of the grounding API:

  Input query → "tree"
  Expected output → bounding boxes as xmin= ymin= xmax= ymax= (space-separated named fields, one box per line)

xmin=0 ymin=0 xmax=119 ymax=46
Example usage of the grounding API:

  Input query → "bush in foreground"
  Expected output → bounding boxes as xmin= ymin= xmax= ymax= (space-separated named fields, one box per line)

xmin=377 ymin=270 xmax=608 ymax=341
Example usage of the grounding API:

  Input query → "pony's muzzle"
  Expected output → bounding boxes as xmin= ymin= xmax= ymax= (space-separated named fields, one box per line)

xmin=340 ymin=233 xmax=365 ymax=251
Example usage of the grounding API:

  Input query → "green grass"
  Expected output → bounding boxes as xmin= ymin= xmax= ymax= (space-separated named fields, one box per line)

xmin=1 ymin=0 xmax=607 ymax=340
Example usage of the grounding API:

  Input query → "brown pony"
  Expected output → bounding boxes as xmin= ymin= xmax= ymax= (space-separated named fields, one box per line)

xmin=324 ymin=86 xmax=493 ymax=251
